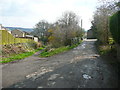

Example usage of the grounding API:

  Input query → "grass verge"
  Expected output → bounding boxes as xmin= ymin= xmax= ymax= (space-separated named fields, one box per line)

xmin=95 ymin=41 xmax=118 ymax=64
xmin=99 ymin=45 xmax=113 ymax=55
xmin=95 ymin=40 xmax=115 ymax=55
xmin=0 ymin=47 xmax=44 ymax=63
xmin=40 ymin=43 xmax=81 ymax=57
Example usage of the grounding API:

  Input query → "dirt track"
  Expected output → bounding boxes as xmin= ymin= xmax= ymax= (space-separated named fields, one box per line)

xmin=2 ymin=39 xmax=118 ymax=88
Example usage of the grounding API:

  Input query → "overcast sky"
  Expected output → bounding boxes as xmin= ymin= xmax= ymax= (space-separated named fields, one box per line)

xmin=0 ymin=0 xmax=98 ymax=30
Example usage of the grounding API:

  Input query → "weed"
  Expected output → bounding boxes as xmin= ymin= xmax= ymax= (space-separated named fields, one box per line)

xmin=1 ymin=47 xmax=45 ymax=63
xmin=40 ymin=43 xmax=80 ymax=57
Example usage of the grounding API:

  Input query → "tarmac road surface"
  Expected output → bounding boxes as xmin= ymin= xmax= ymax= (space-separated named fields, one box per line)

xmin=2 ymin=39 xmax=118 ymax=88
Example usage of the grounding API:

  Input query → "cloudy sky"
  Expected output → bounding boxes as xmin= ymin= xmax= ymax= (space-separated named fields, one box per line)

xmin=0 ymin=0 xmax=98 ymax=30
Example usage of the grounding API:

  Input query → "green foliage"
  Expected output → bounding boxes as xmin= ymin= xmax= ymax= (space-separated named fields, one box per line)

xmin=91 ymin=3 xmax=116 ymax=45
xmin=99 ymin=45 xmax=111 ymax=55
xmin=35 ymin=47 xmax=45 ymax=51
xmin=108 ymin=38 xmax=115 ymax=45
xmin=40 ymin=47 xmax=68 ymax=57
xmin=26 ymin=41 xmax=37 ymax=49
xmin=40 ymin=42 xmax=81 ymax=57
xmin=32 ymin=12 xmax=85 ymax=47
xmin=1 ymin=52 xmax=34 ymax=63
xmin=96 ymin=39 xmax=116 ymax=55
xmin=1 ymin=47 xmax=45 ymax=63
xmin=110 ymin=11 xmax=120 ymax=44
xmin=31 ymin=20 xmax=50 ymax=44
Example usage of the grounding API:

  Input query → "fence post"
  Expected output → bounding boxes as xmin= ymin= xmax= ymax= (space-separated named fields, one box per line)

xmin=14 ymin=38 xmax=15 ymax=44
xmin=7 ymin=31 xmax=9 ymax=45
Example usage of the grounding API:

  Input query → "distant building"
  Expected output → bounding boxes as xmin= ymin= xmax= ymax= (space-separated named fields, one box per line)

xmin=11 ymin=29 xmax=38 ymax=42
xmin=11 ymin=29 xmax=30 ymax=37
xmin=25 ymin=35 xmax=39 ymax=42
xmin=34 ymin=36 xmax=38 ymax=42
xmin=87 ymin=29 xmax=95 ymax=39
xmin=0 ymin=25 xmax=38 ymax=42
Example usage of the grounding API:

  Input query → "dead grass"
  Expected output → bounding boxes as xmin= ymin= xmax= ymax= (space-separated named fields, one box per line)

xmin=2 ymin=42 xmax=39 ymax=58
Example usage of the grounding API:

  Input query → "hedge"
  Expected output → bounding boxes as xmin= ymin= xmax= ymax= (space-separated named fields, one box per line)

xmin=109 ymin=11 xmax=120 ymax=44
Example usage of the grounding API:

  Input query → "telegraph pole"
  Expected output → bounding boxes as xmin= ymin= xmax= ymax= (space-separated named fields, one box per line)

xmin=81 ymin=19 xmax=82 ymax=29
xmin=80 ymin=19 xmax=84 ymax=40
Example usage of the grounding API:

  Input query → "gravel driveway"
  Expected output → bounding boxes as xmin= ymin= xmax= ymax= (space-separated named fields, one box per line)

xmin=2 ymin=39 xmax=118 ymax=88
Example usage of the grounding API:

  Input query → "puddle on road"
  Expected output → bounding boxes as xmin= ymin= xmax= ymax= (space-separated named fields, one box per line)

xmin=82 ymin=74 xmax=92 ymax=79
xmin=38 ymin=86 xmax=43 ymax=88
xmin=81 ymin=44 xmax=86 ymax=48
xmin=60 ymin=76 xmax=64 ymax=79
xmin=47 ymin=81 xmax=56 ymax=86
xmin=74 ymin=43 xmax=86 ymax=50
xmin=72 ymin=51 xmax=79 ymax=54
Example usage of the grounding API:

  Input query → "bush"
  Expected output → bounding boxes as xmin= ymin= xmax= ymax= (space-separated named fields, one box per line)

xmin=110 ymin=11 xmax=120 ymax=44
xmin=26 ymin=41 xmax=37 ymax=49
xmin=40 ymin=42 xmax=81 ymax=57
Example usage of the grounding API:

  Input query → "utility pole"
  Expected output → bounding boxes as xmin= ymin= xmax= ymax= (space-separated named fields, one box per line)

xmin=81 ymin=19 xmax=82 ymax=29
xmin=80 ymin=19 xmax=84 ymax=40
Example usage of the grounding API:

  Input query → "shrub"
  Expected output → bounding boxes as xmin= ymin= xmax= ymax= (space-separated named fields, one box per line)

xmin=26 ymin=41 xmax=37 ymax=49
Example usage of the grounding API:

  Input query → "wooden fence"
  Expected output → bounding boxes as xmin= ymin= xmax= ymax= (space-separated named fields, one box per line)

xmin=0 ymin=30 xmax=34 ymax=45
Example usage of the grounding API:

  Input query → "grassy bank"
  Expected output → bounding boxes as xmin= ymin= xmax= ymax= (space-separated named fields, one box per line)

xmin=40 ymin=42 xmax=81 ymax=57
xmin=1 ymin=47 xmax=44 ymax=63
xmin=98 ymin=45 xmax=114 ymax=55
xmin=95 ymin=40 xmax=118 ymax=65
xmin=95 ymin=38 xmax=115 ymax=55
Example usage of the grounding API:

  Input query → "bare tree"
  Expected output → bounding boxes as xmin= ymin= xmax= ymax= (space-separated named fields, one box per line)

xmin=57 ymin=11 xmax=82 ymax=46
xmin=31 ymin=20 xmax=50 ymax=44
xmin=91 ymin=0 xmax=119 ymax=44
